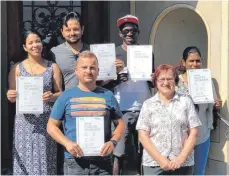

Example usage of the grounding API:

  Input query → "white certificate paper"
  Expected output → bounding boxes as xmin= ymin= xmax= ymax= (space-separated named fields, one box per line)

xmin=90 ymin=43 xmax=117 ymax=80
xmin=187 ymin=69 xmax=214 ymax=104
xmin=76 ymin=116 xmax=105 ymax=156
xmin=16 ymin=76 xmax=43 ymax=114
xmin=127 ymin=45 xmax=153 ymax=80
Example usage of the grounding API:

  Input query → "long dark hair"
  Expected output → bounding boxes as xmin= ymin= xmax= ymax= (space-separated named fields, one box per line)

xmin=178 ymin=46 xmax=202 ymax=73
xmin=42 ymin=33 xmax=59 ymax=59
xmin=22 ymin=30 xmax=42 ymax=45
xmin=21 ymin=30 xmax=42 ymax=60
xmin=182 ymin=46 xmax=201 ymax=61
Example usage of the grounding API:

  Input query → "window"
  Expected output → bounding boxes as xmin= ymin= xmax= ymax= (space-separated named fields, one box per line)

xmin=22 ymin=1 xmax=82 ymax=42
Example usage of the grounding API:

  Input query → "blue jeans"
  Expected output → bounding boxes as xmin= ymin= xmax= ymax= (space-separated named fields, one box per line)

xmin=194 ymin=137 xmax=210 ymax=175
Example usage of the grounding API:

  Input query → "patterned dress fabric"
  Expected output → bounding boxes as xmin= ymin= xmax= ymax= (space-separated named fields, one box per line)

xmin=175 ymin=75 xmax=190 ymax=95
xmin=13 ymin=61 xmax=57 ymax=175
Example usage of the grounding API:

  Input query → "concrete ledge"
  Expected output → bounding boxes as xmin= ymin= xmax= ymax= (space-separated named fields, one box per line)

xmin=206 ymin=159 xmax=229 ymax=175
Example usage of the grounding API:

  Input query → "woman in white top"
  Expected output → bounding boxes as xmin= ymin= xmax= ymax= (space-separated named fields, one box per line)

xmin=176 ymin=46 xmax=222 ymax=175
xmin=136 ymin=64 xmax=201 ymax=175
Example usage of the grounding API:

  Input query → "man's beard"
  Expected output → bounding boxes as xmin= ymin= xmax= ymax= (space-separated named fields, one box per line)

xmin=66 ymin=38 xmax=81 ymax=44
xmin=66 ymin=35 xmax=81 ymax=44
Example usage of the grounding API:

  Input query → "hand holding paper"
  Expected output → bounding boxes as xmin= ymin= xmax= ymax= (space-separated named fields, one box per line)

xmin=65 ymin=141 xmax=84 ymax=158
xmin=7 ymin=89 xmax=17 ymax=103
xmin=115 ymin=59 xmax=125 ymax=73
xmin=100 ymin=141 xmax=115 ymax=156
xmin=42 ymin=91 xmax=53 ymax=103
xmin=214 ymin=98 xmax=222 ymax=110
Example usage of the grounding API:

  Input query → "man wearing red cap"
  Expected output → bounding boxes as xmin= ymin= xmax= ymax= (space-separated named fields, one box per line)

xmin=111 ymin=15 xmax=153 ymax=175
xmin=116 ymin=15 xmax=139 ymax=49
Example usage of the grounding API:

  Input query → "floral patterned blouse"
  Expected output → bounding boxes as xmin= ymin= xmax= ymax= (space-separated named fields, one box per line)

xmin=136 ymin=92 xmax=201 ymax=167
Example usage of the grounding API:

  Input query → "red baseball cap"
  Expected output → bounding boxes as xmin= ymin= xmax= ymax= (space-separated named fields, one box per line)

xmin=117 ymin=15 xmax=139 ymax=28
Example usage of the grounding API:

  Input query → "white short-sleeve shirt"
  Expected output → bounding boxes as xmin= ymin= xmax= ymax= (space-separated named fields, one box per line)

xmin=136 ymin=92 xmax=202 ymax=167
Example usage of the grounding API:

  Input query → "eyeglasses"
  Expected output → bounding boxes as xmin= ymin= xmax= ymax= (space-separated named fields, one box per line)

xmin=122 ymin=28 xmax=139 ymax=36
xmin=157 ymin=78 xmax=175 ymax=83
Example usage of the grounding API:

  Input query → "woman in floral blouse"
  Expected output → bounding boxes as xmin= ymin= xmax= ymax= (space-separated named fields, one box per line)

xmin=176 ymin=46 xmax=222 ymax=175
xmin=136 ymin=64 xmax=201 ymax=175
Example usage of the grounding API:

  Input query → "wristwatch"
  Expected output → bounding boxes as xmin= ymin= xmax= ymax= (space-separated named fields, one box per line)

xmin=110 ymin=140 xmax=117 ymax=148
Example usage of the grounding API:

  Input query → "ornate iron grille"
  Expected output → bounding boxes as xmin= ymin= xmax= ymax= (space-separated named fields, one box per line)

xmin=22 ymin=1 xmax=81 ymax=42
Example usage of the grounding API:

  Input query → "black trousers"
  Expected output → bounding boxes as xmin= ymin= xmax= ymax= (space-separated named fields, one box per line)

xmin=143 ymin=165 xmax=194 ymax=175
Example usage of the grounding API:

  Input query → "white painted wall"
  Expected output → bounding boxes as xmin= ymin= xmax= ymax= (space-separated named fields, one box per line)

xmin=153 ymin=8 xmax=207 ymax=68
